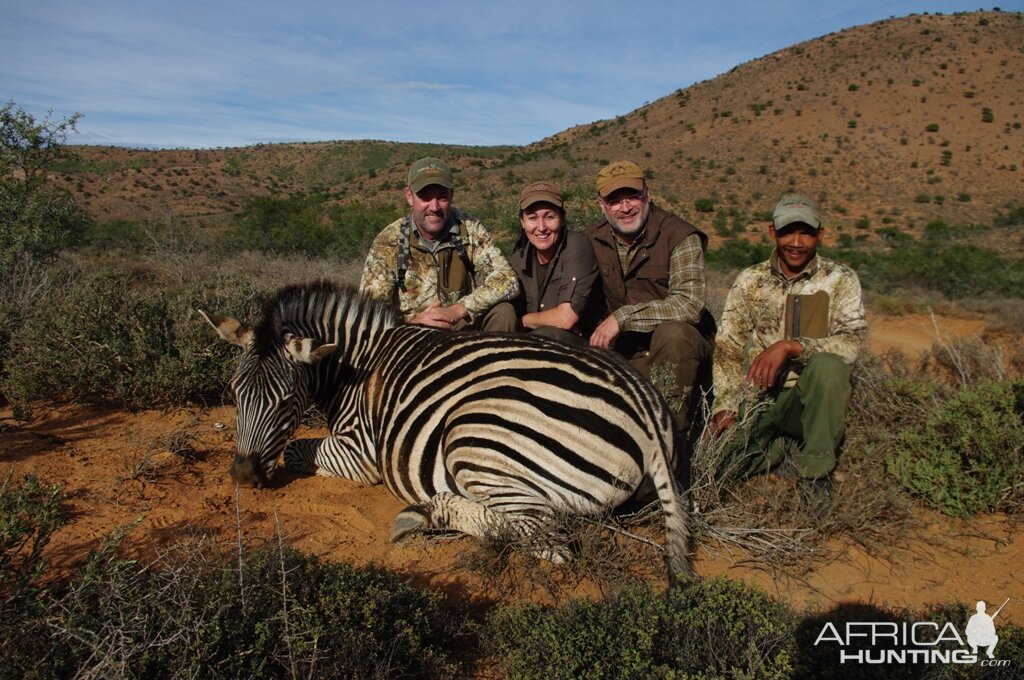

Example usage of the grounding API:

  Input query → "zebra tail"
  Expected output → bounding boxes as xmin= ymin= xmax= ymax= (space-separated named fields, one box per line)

xmin=647 ymin=437 xmax=695 ymax=585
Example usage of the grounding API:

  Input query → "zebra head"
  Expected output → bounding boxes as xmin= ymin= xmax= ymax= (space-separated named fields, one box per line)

xmin=200 ymin=309 xmax=337 ymax=487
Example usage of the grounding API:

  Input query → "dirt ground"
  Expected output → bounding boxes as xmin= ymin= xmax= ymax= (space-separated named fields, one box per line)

xmin=3 ymin=311 xmax=1022 ymax=623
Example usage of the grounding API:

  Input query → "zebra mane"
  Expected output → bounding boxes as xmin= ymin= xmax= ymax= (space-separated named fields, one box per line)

xmin=251 ymin=280 xmax=401 ymax=358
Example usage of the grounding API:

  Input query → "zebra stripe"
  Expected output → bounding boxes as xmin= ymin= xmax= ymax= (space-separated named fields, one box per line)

xmin=204 ymin=280 xmax=693 ymax=582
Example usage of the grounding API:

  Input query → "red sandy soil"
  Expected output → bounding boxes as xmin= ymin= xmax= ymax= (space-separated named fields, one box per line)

xmin=2 ymin=312 xmax=1022 ymax=623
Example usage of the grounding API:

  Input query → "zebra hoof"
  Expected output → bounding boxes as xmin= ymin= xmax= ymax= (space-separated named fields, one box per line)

xmin=390 ymin=506 xmax=430 ymax=543
xmin=534 ymin=543 xmax=573 ymax=564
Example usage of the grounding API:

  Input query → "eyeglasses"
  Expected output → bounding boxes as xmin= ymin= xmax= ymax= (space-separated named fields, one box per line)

xmin=600 ymin=191 xmax=646 ymax=210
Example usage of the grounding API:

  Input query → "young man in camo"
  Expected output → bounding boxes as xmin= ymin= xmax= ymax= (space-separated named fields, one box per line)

xmin=360 ymin=157 xmax=518 ymax=331
xmin=708 ymin=193 xmax=867 ymax=514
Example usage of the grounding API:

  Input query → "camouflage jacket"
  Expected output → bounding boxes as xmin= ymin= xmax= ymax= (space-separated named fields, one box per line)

xmin=359 ymin=209 xmax=519 ymax=322
xmin=713 ymin=251 xmax=867 ymax=415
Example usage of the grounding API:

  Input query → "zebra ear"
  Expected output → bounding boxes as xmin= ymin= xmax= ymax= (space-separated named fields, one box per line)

xmin=198 ymin=309 xmax=253 ymax=347
xmin=284 ymin=336 xmax=338 ymax=364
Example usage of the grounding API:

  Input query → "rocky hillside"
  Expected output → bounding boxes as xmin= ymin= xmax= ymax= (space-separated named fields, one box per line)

xmin=56 ymin=11 xmax=1022 ymax=246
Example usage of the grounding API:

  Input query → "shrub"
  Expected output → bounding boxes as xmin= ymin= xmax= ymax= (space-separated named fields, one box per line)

xmin=875 ymin=226 xmax=912 ymax=242
xmin=0 ymin=472 xmax=64 ymax=597
xmin=886 ymin=379 xmax=1024 ymax=517
xmin=994 ymin=204 xmax=1024 ymax=228
xmin=3 ymin=539 xmax=467 ymax=680
xmin=231 ymin=194 xmax=400 ymax=260
xmin=925 ymin=123 xmax=940 ymax=132
xmin=832 ymin=241 xmax=1024 ymax=300
xmin=1 ymin=102 xmax=92 ymax=272
xmin=693 ymin=197 xmax=715 ymax=213
xmin=486 ymin=578 xmax=795 ymax=679
xmin=82 ymin=218 xmax=151 ymax=251
xmin=2 ymin=268 xmax=269 ymax=411
xmin=0 ymin=474 xmax=468 ymax=679
xmin=706 ymin=239 xmax=772 ymax=270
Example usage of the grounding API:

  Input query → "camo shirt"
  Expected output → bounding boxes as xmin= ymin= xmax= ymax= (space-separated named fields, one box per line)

xmin=713 ymin=251 xmax=867 ymax=415
xmin=359 ymin=210 xmax=519 ymax=322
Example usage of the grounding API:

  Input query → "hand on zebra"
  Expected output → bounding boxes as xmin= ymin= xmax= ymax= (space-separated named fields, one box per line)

xmin=589 ymin=314 xmax=621 ymax=350
xmin=411 ymin=301 xmax=468 ymax=331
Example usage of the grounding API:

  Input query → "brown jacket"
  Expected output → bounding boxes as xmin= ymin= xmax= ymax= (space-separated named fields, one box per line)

xmin=585 ymin=203 xmax=714 ymax=335
xmin=508 ymin=230 xmax=602 ymax=335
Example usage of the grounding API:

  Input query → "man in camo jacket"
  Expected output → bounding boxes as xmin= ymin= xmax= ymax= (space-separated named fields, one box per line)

xmin=708 ymin=194 xmax=867 ymax=513
xmin=360 ymin=157 xmax=518 ymax=331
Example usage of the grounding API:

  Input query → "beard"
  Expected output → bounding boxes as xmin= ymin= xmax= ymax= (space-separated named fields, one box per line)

xmin=606 ymin=200 xmax=650 ymax=239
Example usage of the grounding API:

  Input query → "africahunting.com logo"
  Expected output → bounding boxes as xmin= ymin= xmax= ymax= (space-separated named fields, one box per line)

xmin=814 ymin=598 xmax=1012 ymax=667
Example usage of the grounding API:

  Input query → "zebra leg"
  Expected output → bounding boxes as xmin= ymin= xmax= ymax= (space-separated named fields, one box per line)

xmin=390 ymin=492 xmax=571 ymax=563
xmin=282 ymin=438 xmax=322 ymax=474
xmin=283 ymin=436 xmax=380 ymax=484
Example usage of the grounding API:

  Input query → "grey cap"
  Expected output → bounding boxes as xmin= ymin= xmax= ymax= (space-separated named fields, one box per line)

xmin=773 ymin=193 xmax=821 ymax=231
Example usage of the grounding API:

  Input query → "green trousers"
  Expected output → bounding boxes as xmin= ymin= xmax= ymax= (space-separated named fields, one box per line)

xmin=727 ymin=352 xmax=851 ymax=480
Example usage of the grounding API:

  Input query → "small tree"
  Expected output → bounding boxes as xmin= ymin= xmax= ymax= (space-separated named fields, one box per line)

xmin=0 ymin=101 xmax=91 ymax=270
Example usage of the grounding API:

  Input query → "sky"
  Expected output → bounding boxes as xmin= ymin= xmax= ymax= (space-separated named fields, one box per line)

xmin=2 ymin=1 xmax=1021 ymax=149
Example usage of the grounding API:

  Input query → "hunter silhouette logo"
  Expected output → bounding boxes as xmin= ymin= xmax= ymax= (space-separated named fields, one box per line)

xmin=966 ymin=598 xmax=1008 ymax=659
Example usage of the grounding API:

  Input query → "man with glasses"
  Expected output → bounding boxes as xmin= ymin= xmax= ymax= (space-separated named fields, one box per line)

xmin=360 ymin=156 xmax=519 ymax=331
xmin=585 ymin=160 xmax=716 ymax=446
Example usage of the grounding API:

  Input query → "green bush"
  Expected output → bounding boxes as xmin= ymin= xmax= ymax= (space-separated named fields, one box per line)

xmin=994 ymin=204 xmax=1024 ymax=228
xmin=5 ymin=540 xmax=467 ymax=680
xmin=0 ymin=473 xmax=65 ymax=676
xmin=230 ymin=194 xmax=400 ymax=259
xmin=831 ymin=242 xmax=1024 ymax=299
xmin=0 ymin=474 xmax=468 ymax=679
xmin=0 ymin=472 xmax=64 ymax=597
xmin=693 ymin=197 xmax=716 ymax=213
xmin=707 ymin=239 xmax=772 ymax=270
xmin=2 ymin=268 xmax=269 ymax=411
xmin=886 ymin=380 xmax=1024 ymax=517
xmin=1 ymin=102 xmax=92 ymax=272
xmin=82 ymin=218 xmax=151 ymax=250
xmin=487 ymin=578 xmax=795 ymax=679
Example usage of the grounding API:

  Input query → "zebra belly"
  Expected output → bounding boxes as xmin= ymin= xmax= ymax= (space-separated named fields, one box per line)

xmin=377 ymin=400 xmax=650 ymax=512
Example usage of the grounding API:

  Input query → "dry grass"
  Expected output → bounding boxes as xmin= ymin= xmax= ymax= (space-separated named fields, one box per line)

xmin=117 ymin=420 xmax=201 ymax=483
xmin=454 ymin=504 xmax=666 ymax=603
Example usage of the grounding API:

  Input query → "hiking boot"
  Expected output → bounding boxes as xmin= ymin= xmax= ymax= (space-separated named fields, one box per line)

xmin=798 ymin=476 xmax=833 ymax=520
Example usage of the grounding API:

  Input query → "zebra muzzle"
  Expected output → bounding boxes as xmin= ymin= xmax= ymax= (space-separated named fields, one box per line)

xmin=229 ymin=454 xmax=264 ymax=488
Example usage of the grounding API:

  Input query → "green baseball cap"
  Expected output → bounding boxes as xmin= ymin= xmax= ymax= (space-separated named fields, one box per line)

xmin=407 ymin=157 xmax=453 ymax=193
xmin=773 ymin=193 xmax=821 ymax=231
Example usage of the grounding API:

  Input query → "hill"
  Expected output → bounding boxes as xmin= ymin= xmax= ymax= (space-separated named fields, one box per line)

xmin=55 ymin=10 xmax=1022 ymax=248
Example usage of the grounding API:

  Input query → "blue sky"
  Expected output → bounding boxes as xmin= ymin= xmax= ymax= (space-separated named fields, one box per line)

xmin=2 ymin=1 xmax=1020 ymax=149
